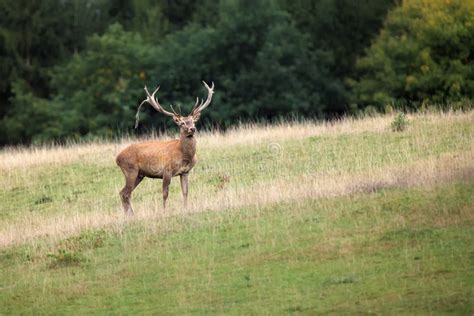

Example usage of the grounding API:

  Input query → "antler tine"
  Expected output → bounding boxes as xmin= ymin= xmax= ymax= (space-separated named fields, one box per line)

xmin=192 ymin=97 xmax=200 ymax=110
xmin=143 ymin=85 xmax=175 ymax=117
xmin=192 ymin=81 xmax=215 ymax=116
xmin=169 ymin=104 xmax=180 ymax=116
xmin=149 ymin=85 xmax=159 ymax=100
xmin=134 ymin=98 xmax=148 ymax=129
xmin=204 ymin=81 xmax=214 ymax=91
xmin=134 ymin=85 xmax=176 ymax=128
xmin=191 ymin=97 xmax=202 ymax=114
xmin=144 ymin=85 xmax=156 ymax=97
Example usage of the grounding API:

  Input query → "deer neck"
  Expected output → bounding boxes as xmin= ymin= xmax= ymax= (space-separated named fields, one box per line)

xmin=179 ymin=132 xmax=196 ymax=162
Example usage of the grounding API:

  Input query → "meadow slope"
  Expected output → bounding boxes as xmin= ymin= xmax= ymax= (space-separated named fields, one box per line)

xmin=0 ymin=112 xmax=473 ymax=314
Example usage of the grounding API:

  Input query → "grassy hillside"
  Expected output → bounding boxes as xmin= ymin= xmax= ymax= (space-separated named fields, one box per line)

xmin=0 ymin=112 xmax=473 ymax=314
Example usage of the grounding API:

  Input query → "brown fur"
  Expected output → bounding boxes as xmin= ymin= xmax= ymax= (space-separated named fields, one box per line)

xmin=116 ymin=82 xmax=214 ymax=215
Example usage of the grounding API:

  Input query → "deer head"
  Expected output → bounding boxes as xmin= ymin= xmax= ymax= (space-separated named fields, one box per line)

xmin=135 ymin=81 xmax=215 ymax=136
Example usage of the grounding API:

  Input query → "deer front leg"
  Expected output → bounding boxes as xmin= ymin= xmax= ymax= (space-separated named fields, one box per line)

xmin=180 ymin=173 xmax=189 ymax=209
xmin=162 ymin=173 xmax=171 ymax=210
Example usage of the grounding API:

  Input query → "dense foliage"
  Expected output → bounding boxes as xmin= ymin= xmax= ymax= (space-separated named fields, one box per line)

xmin=0 ymin=0 xmax=472 ymax=144
xmin=350 ymin=0 xmax=474 ymax=109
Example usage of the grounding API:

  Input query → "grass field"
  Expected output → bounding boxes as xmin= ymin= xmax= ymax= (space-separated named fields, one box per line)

xmin=0 ymin=111 xmax=473 ymax=314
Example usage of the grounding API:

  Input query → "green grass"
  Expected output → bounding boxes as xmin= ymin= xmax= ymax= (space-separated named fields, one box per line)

xmin=1 ymin=183 xmax=473 ymax=314
xmin=0 ymin=112 xmax=473 ymax=314
xmin=1 ymin=113 xmax=472 ymax=223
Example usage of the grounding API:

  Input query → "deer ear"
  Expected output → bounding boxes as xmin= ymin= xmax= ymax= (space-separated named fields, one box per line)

xmin=193 ymin=112 xmax=201 ymax=122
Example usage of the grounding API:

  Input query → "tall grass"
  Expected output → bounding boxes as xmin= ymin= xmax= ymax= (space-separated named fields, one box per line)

xmin=0 ymin=111 xmax=472 ymax=247
xmin=0 ymin=111 xmax=473 ymax=314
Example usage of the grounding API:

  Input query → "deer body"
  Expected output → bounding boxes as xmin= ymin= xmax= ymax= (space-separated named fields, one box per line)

xmin=117 ymin=136 xmax=196 ymax=179
xmin=116 ymin=81 xmax=214 ymax=215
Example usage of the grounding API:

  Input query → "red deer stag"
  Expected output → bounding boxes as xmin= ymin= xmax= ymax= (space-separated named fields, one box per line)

xmin=116 ymin=81 xmax=215 ymax=215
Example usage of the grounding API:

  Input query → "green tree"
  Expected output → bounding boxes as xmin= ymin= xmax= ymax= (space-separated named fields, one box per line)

xmin=0 ymin=80 xmax=63 ymax=144
xmin=280 ymin=0 xmax=395 ymax=113
xmin=0 ymin=0 xmax=113 ymax=144
xmin=143 ymin=0 xmax=328 ymax=129
xmin=49 ymin=24 xmax=158 ymax=138
xmin=0 ymin=24 xmax=158 ymax=144
xmin=0 ymin=0 xmax=69 ymax=113
xmin=109 ymin=0 xmax=202 ymax=40
xmin=126 ymin=0 xmax=170 ymax=42
xmin=214 ymin=0 xmax=324 ymax=120
xmin=0 ymin=0 xmax=111 ymax=99
xmin=2 ymin=1 xmax=339 ymax=143
xmin=350 ymin=0 xmax=474 ymax=109
xmin=0 ymin=0 xmax=415 ymax=144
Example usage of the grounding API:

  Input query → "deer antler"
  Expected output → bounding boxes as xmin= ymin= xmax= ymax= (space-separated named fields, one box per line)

xmin=170 ymin=104 xmax=181 ymax=116
xmin=135 ymin=86 xmax=177 ymax=128
xmin=191 ymin=81 xmax=215 ymax=117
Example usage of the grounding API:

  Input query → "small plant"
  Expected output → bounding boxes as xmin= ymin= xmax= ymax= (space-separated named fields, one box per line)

xmin=363 ymin=105 xmax=379 ymax=117
xmin=47 ymin=249 xmax=85 ymax=268
xmin=34 ymin=195 xmax=53 ymax=205
xmin=60 ymin=229 xmax=107 ymax=252
xmin=216 ymin=173 xmax=231 ymax=191
xmin=391 ymin=112 xmax=409 ymax=132
xmin=326 ymin=275 xmax=358 ymax=285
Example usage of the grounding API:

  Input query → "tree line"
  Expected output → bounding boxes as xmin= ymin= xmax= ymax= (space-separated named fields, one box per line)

xmin=0 ymin=0 xmax=472 ymax=145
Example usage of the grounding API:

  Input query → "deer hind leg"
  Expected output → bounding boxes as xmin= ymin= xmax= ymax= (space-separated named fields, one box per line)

xmin=162 ymin=173 xmax=171 ymax=210
xmin=119 ymin=168 xmax=143 ymax=216
xmin=180 ymin=173 xmax=189 ymax=209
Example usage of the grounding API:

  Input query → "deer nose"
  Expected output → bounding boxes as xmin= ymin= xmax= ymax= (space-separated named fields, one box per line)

xmin=190 ymin=127 xmax=196 ymax=133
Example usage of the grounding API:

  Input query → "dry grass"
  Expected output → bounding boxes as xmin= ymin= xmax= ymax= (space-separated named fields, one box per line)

xmin=2 ymin=111 xmax=469 ymax=171
xmin=0 ymin=147 xmax=472 ymax=248
xmin=0 ymin=111 xmax=472 ymax=248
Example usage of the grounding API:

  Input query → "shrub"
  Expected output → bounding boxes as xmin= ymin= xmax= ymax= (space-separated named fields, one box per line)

xmin=60 ymin=229 xmax=107 ymax=252
xmin=391 ymin=112 xmax=409 ymax=132
xmin=47 ymin=249 xmax=86 ymax=268
xmin=351 ymin=0 xmax=474 ymax=109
